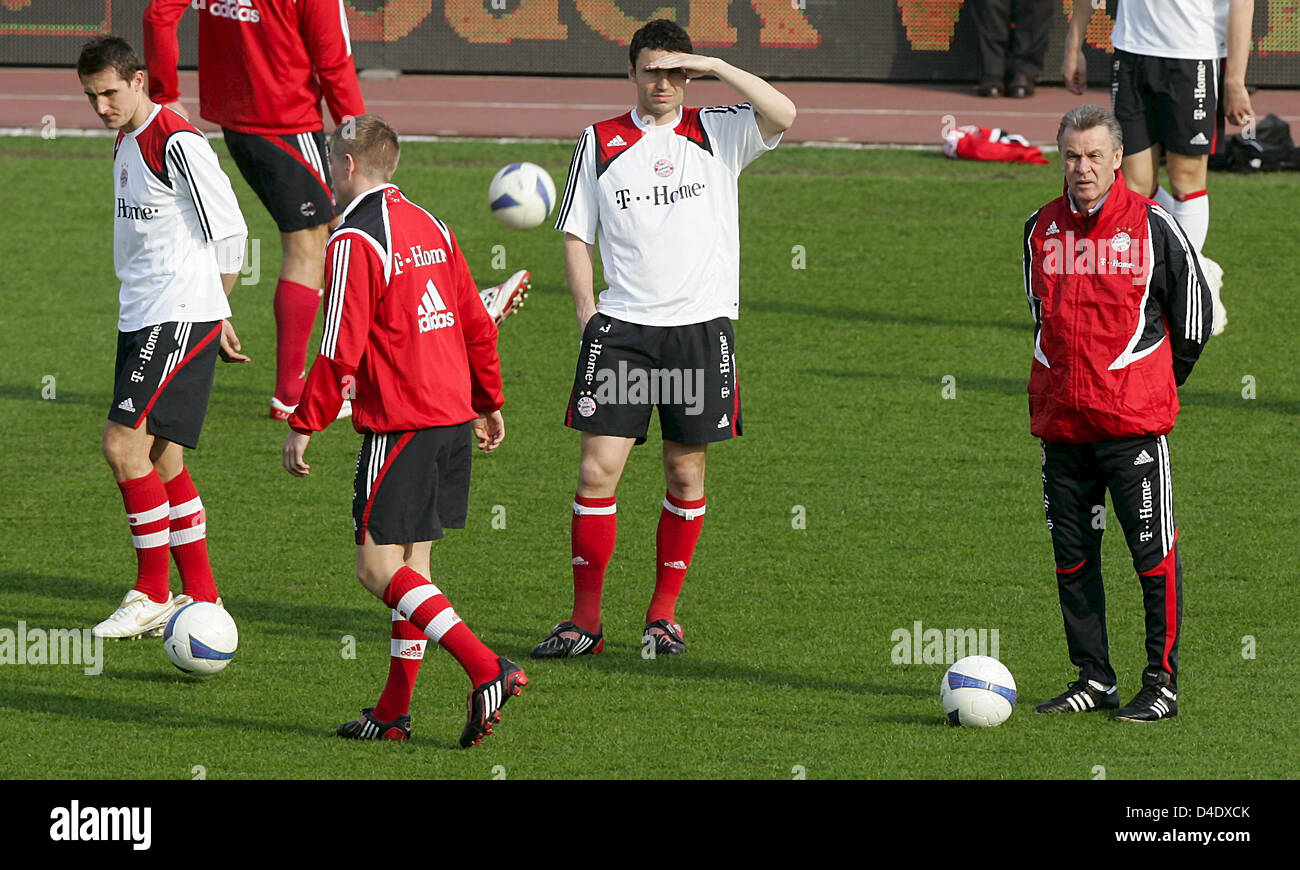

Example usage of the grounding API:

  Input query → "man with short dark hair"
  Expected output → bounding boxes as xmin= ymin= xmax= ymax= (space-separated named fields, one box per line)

xmin=78 ymin=34 xmax=248 ymax=638
xmin=1024 ymin=104 xmax=1212 ymax=722
xmin=282 ymin=114 xmax=526 ymax=748
xmin=534 ymin=19 xmax=796 ymax=659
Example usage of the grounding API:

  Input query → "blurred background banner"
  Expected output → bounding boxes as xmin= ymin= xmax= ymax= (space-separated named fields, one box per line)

xmin=3 ymin=1 xmax=1298 ymax=85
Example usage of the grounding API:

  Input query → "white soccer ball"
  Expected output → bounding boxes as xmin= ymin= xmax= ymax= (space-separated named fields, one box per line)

xmin=163 ymin=602 xmax=238 ymax=675
xmin=488 ymin=162 xmax=557 ymax=229
xmin=940 ymin=655 xmax=1016 ymax=728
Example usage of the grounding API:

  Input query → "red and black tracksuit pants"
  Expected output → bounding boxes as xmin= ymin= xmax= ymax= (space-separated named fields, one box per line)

xmin=1041 ymin=435 xmax=1184 ymax=689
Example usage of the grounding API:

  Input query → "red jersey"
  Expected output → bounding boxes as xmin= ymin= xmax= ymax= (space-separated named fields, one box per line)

xmin=1023 ymin=172 xmax=1212 ymax=444
xmin=143 ymin=0 xmax=365 ymax=135
xmin=289 ymin=184 xmax=504 ymax=435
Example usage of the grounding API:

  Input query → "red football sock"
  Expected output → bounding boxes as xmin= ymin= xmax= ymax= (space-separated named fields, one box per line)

xmin=383 ymin=566 xmax=497 ymax=686
xmin=272 ymin=278 xmax=322 ymax=407
xmin=647 ymin=492 xmax=706 ymax=624
xmin=163 ymin=467 xmax=219 ymax=602
xmin=118 ymin=472 xmax=171 ymax=603
xmin=571 ymin=494 xmax=617 ymax=633
xmin=372 ymin=609 xmax=427 ymax=722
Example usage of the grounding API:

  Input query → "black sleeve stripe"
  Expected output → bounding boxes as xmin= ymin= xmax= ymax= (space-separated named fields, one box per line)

xmin=1023 ymin=209 xmax=1041 ymax=321
xmin=554 ymin=129 xmax=589 ymax=231
xmin=170 ymin=140 xmax=213 ymax=243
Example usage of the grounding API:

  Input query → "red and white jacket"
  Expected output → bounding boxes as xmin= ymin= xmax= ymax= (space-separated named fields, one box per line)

xmin=1023 ymin=172 xmax=1212 ymax=443
xmin=289 ymin=184 xmax=503 ymax=435
xmin=143 ymin=0 xmax=365 ymax=135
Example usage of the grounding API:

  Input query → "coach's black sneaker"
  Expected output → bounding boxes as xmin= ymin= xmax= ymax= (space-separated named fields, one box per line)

xmin=642 ymin=619 xmax=686 ymax=656
xmin=1035 ymin=676 xmax=1120 ymax=713
xmin=1114 ymin=668 xmax=1178 ymax=722
xmin=460 ymin=657 xmax=528 ymax=748
xmin=530 ymin=621 xmax=604 ymax=658
xmin=337 ymin=707 xmax=411 ymax=741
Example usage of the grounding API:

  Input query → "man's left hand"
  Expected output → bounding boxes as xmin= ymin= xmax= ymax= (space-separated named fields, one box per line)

xmin=473 ymin=411 xmax=505 ymax=454
xmin=644 ymin=52 xmax=718 ymax=80
xmin=283 ymin=431 xmax=312 ymax=476
xmin=219 ymin=319 xmax=250 ymax=363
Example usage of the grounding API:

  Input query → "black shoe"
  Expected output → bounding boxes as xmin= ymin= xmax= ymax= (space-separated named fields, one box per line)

xmin=1115 ymin=668 xmax=1178 ymax=722
xmin=530 ymin=620 xmax=604 ymax=658
xmin=461 ymin=657 xmax=528 ymax=748
xmin=642 ymin=619 xmax=686 ymax=656
xmin=337 ymin=707 xmax=411 ymax=740
xmin=977 ymin=78 xmax=1002 ymax=98
xmin=1035 ymin=677 xmax=1119 ymax=713
xmin=1007 ymin=73 xmax=1036 ymax=98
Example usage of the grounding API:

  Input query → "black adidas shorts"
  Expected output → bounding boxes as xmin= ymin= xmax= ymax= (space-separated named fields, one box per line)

xmin=565 ymin=314 xmax=741 ymax=446
xmin=1111 ymin=50 xmax=1218 ymax=156
xmin=223 ymin=128 xmax=333 ymax=233
xmin=109 ymin=321 xmax=222 ymax=449
xmin=352 ymin=423 xmax=473 ymax=546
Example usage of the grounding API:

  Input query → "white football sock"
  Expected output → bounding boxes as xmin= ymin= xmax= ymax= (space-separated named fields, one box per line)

xmin=1171 ymin=191 xmax=1209 ymax=252
xmin=1152 ymin=185 xmax=1177 ymax=213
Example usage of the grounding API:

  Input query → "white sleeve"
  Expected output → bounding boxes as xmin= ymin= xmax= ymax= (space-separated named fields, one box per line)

xmin=554 ymin=127 xmax=599 ymax=244
xmin=166 ymin=132 xmax=247 ymax=245
xmin=701 ymin=103 xmax=781 ymax=175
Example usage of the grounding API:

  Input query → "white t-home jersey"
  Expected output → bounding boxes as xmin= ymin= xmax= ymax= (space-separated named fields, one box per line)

xmin=112 ymin=104 xmax=245 ymax=332
xmin=1112 ymin=0 xmax=1217 ymax=60
xmin=555 ymin=104 xmax=780 ymax=326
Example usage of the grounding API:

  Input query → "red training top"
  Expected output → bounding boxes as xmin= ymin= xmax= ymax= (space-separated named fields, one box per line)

xmin=143 ymin=0 xmax=365 ymax=135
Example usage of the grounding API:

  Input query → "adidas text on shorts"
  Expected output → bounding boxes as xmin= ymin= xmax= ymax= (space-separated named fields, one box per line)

xmin=109 ymin=320 xmax=222 ymax=449
xmin=565 ymin=314 xmax=741 ymax=446
xmin=353 ymin=423 xmax=473 ymax=546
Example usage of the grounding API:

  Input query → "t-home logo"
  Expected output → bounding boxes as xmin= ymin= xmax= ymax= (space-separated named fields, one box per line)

xmin=50 ymin=801 xmax=151 ymax=851
xmin=890 ymin=620 xmax=999 ymax=664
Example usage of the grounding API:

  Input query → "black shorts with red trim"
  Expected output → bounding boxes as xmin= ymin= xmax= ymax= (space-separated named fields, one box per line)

xmin=109 ymin=321 xmax=222 ymax=449
xmin=1111 ymin=50 xmax=1218 ymax=156
xmin=352 ymin=423 xmax=473 ymax=546
xmin=222 ymin=128 xmax=333 ymax=232
xmin=565 ymin=314 xmax=741 ymax=446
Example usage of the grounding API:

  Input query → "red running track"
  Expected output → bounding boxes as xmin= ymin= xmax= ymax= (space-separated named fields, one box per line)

xmin=3 ymin=67 xmax=1297 ymax=145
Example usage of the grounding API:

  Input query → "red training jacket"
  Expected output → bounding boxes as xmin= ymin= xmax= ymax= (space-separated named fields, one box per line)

xmin=289 ymin=184 xmax=503 ymax=435
xmin=143 ymin=0 xmax=365 ymax=135
xmin=1023 ymin=171 xmax=1212 ymax=444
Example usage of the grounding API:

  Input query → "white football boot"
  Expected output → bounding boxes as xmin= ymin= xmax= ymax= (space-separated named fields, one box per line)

xmin=1200 ymin=254 xmax=1226 ymax=337
xmin=478 ymin=270 xmax=531 ymax=326
xmin=270 ymin=397 xmax=351 ymax=420
xmin=93 ymin=589 xmax=177 ymax=639
xmin=171 ymin=594 xmax=225 ymax=611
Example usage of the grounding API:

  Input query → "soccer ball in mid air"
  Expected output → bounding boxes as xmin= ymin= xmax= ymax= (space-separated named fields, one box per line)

xmin=488 ymin=162 xmax=556 ymax=229
xmin=940 ymin=655 xmax=1016 ymax=728
xmin=163 ymin=602 xmax=238 ymax=675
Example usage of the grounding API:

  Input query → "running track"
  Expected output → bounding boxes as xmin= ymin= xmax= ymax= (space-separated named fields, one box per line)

xmin=3 ymin=67 xmax=1298 ymax=145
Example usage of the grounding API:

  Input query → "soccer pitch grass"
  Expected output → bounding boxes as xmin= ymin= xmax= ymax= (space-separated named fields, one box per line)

xmin=1 ymin=137 xmax=1296 ymax=780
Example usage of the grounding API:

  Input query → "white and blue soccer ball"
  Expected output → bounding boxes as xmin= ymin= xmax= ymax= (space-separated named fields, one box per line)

xmin=940 ymin=655 xmax=1016 ymax=728
xmin=488 ymin=162 xmax=556 ymax=229
xmin=163 ymin=602 xmax=238 ymax=675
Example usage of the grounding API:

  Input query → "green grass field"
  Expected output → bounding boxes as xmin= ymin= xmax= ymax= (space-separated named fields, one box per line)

xmin=1 ymin=136 xmax=1296 ymax=780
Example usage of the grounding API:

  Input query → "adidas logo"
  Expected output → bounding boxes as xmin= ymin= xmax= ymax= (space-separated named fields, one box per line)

xmin=571 ymin=556 xmax=589 ymax=566
xmin=117 ymin=397 xmax=136 ymax=412
xmin=716 ymin=413 xmax=729 ymax=429
xmin=1133 ymin=450 xmax=1155 ymax=466
xmin=206 ymin=0 xmax=261 ymax=23
xmin=417 ymin=279 xmax=455 ymax=332
xmin=605 ymin=134 xmax=628 ymax=148
xmin=1045 ymin=220 xmax=1059 ymax=236
xmin=662 ymin=560 xmax=688 ymax=570
xmin=1189 ymin=132 xmax=1209 ymax=146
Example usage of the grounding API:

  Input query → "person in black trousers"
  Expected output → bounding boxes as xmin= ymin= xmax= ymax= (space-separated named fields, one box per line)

xmin=973 ymin=0 xmax=1054 ymax=97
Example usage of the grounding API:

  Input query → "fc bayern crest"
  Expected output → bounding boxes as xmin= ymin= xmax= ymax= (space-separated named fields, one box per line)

xmin=652 ymin=157 xmax=674 ymax=178
xmin=577 ymin=396 xmax=596 ymax=418
xmin=120 ymin=166 xmax=128 ymax=188
xmin=299 ymin=201 xmax=317 ymax=217
xmin=1110 ymin=231 xmax=1132 ymax=252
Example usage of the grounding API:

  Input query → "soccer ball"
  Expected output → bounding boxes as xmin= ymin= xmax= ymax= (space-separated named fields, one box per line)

xmin=940 ymin=655 xmax=1016 ymax=728
xmin=163 ymin=602 xmax=238 ymax=675
xmin=488 ymin=162 xmax=556 ymax=229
